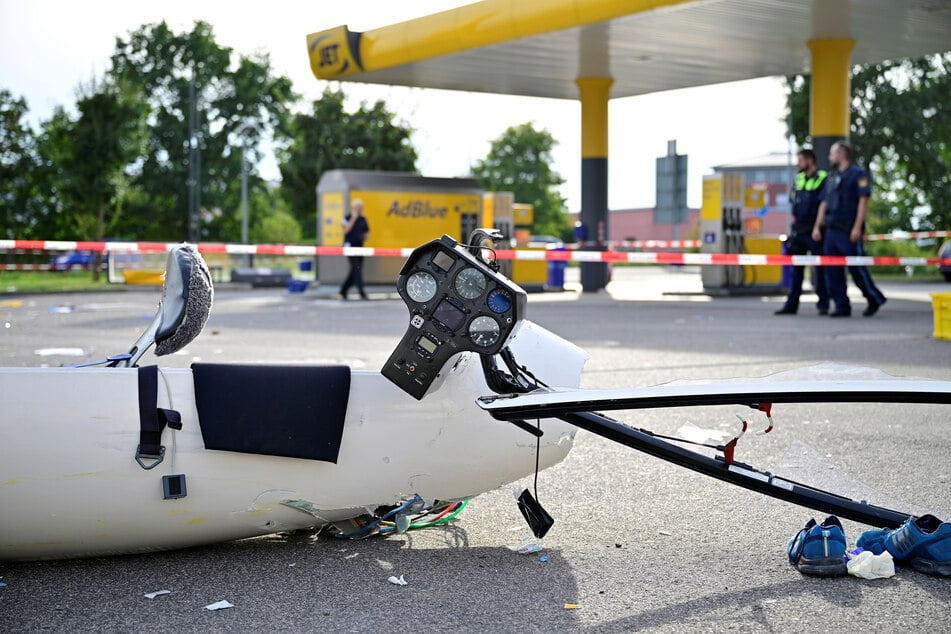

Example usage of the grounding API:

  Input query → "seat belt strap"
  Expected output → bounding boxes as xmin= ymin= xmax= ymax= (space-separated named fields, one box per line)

xmin=136 ymin=365 xmax=181 ymax=469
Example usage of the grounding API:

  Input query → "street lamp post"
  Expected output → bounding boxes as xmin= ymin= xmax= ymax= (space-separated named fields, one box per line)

xmin=236 ymin=123 xmax=255 ymax=267
xmin=241 ymin=143 xmax=249 ymax=250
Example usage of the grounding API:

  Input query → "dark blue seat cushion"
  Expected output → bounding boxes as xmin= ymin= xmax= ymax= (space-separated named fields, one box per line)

xmin=192 ymin=364 xmax=350 ymax=462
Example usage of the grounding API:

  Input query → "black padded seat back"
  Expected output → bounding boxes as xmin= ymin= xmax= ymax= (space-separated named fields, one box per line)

xmin=192 ymin=364 xmax=350 ymax=462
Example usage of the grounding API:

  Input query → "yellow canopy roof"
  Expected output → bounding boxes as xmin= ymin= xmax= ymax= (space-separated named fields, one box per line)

xmin=307 ymin=0 xmax=951 ymax=100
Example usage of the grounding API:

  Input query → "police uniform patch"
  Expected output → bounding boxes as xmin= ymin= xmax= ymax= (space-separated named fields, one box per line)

xmin=858 ymin=177 xmax=869 ymax=188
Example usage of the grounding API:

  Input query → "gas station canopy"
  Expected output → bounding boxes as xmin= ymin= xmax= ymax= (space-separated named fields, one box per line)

xmin=307 ymin=0 xmax=951 ymax=100
xmin=306 ymin=0 xmax=950 ymax=293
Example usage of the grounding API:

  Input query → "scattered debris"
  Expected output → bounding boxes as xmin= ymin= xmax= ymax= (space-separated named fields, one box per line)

xmin=539 ymin=555 xmax=549 ymax=563
xmin=564 ymin=603 xmax=581 ymax=610
xmin=387 ymin=575 xmax=408 ymax=586
xmin=509 ymin=537 xmax=544 ymax=555
xmin=34 ymin=347 xmax=85 ymax=357
xmin=658 ymin=530 xmax=673 ymax=536
xmin=144 ymin=590 xmax=170 ymax=599
xmin=204 ymin=600 xmax=235 ymax=611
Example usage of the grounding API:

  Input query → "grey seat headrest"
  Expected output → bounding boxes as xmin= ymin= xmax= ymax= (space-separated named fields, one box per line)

xmin=155 ymin=244 xmax=214 ymax=356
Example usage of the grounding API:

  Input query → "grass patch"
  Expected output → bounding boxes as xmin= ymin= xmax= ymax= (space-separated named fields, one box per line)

xmin=0 ymin=270 xmax=118 ymax=294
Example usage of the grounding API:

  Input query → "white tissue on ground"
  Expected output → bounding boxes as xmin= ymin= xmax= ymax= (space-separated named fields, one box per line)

xmin=847 ymin=550 xmax=895 ymax=579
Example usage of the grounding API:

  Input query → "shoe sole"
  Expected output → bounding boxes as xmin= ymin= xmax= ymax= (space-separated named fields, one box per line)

xmin=909 ymin=557 xmax=951 ymax=577
xmin=795 ymin=557 xmax=848 ymax=576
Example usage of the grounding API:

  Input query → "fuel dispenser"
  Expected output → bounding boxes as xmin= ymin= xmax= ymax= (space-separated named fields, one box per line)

xmin=700 ymin=173 xmax=745 ymax=290
xmin=700 ymin=174 xmax=784 ymax=293
xmin=316 ymin=170 xmax=483 ymax=286
xmin=740 ymin=183 xmax=783 ymax=287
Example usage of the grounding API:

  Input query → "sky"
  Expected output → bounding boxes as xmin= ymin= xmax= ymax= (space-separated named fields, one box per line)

xmin=0 ymin=0 xmax=793 ymax=211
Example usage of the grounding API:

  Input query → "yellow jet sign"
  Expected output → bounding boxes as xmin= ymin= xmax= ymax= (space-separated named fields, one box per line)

xmin=307 ymin=26 xmax=362 ymax=79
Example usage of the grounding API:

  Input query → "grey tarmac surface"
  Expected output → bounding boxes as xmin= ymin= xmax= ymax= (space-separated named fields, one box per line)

xmin=1 ymin=266 xmax=949 ymax=632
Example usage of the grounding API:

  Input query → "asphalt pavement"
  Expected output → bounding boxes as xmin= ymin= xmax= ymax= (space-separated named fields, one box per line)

xmin=1 ymin=266 xmax=949 ymax=632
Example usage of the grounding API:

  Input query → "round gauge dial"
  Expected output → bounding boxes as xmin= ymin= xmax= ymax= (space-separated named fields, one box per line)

xmin=405 ymin=271 xmax=437 ymax=303
xmin=454 ymin=267 xmax=486 ymax=300
xmin=468 ymin=315 xmax=501 ymax=348
xmin=486 ymin=288 xmax=513 ymax=314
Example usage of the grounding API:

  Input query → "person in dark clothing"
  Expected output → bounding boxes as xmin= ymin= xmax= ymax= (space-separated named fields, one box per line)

xmin=775 ymin=148 xmax=830 ymax=315
xmin=811 ymin=141 xmax=886 ymax=317
xmin=338 ymin=198 xmax=370 ymax=300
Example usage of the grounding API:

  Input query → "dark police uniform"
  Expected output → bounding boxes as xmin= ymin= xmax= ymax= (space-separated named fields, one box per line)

xmin=777 ymin=169 xmax=829 ymax=314
xmin=819 ymin=164 xmax=886 ymax=315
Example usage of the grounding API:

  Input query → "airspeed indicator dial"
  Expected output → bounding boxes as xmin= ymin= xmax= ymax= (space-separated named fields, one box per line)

xmin=406 ymin=271 xmax=437 ymax=303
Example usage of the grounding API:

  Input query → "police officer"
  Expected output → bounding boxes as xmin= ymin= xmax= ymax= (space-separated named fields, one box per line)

xmin=775 ymin=148 xmax=829 ymax=315
xmin=811 ymin=142 xmax=886 ymax=317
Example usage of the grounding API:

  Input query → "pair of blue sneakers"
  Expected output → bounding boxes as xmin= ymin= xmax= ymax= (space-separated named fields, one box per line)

xmin=787 ymin=513 xmax=951 ymax=577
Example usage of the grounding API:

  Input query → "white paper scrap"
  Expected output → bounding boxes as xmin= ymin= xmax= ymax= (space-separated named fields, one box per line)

xmin=144 ymin=590 xmax=171 ymax=599
xmin=34 ymin=347 xmax=86 ymax=357
xmin=387 ymin=575 xmax=408 ymax=586
xmin=205 ymin=600 xmax=235 ymax=610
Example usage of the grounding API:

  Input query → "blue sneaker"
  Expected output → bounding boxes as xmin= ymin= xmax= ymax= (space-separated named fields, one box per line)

xmin=787 ymin=516 xmax=848 ymax=576
xmin=856 ymin=514 xmax=951 ymax=577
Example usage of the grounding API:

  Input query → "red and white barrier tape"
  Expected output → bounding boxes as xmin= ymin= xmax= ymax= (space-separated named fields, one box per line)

xmin=865 ymin=230 xmax=950 ymax=241
xmin=571 ymin=239 xmax=701 ymax=249
xmin=1 ymin=239 xmax=949 ymax=268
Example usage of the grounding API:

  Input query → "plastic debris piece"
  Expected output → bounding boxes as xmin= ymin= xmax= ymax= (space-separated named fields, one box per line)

xmin=539 ymin=555 xmax=548 ymax=563
xmin=847 ymin=550 xmax=895 ymax=579
xmin=144 ymin=590 xmax=171 ymax=599
xmin=509 ymin=537 xmax=544 ymax=555
xmin=205 ymin=600 xmax=235 ymax=611
xmin=0 ymin=582 xmax=6 ymax=588
xmin=564 ymin=603 xmax=581 ymax=610
xmin=658 ymin=530 xmax=673 ymax=536
xmin=387 ymin=575 xmax=408 ymax=586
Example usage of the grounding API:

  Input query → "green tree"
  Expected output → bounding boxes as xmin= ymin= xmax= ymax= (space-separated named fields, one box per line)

xmin=109 ymin=20 xmax=296 ymax=241
xmin=249 ymin=186 xmax=301 ymax=244
xmin=0 ymin=90 xmax=40 ymax=239
xmin=30 ymin=107 xmax=77 ymax=240
xmin=278 ymin=88 xmax=418 ymax=240
xmin=65 ymin=81 xmax=148 ymax=247
xmin=785 ymin=53 xmax=951 ymax=232
xmin=470 ymin=123 xmax=569 ymax=238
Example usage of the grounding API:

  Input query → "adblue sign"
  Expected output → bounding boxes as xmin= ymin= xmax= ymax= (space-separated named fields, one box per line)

xmin=386 ymin=200 xmax=449 ymax=219
xmin=357 ymin=191 xmax=482 ymax=247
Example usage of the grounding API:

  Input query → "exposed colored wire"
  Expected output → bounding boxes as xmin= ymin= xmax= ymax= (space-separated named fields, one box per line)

xmin=377 ymin=500 xmax=469 ymax=532
xmin=335 ymin=495 xmax=423 ymax=540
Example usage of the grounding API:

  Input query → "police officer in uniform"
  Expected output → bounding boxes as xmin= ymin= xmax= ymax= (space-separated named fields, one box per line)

xmin=775 ymin=148 xmax=829 ymax=315
xmin=811 ymin=141 xmax=887 ymax=317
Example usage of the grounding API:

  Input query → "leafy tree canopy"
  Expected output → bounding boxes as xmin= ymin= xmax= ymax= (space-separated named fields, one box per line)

xmin=108 ymin=20 xmax=296 ymax=241
xmin=0 ymin=90 xmax=40 ymax=239
xmin=277 ymin=88 xmax=418 ymax=240
xmin=470 ymin=123 xmax=569 ymax=239
xmin=786 ymin=53 xmax=950 ymax=232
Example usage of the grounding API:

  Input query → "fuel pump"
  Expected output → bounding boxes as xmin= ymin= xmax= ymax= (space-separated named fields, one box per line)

xmin=700 ymin=173 xmax=745 ymax=291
